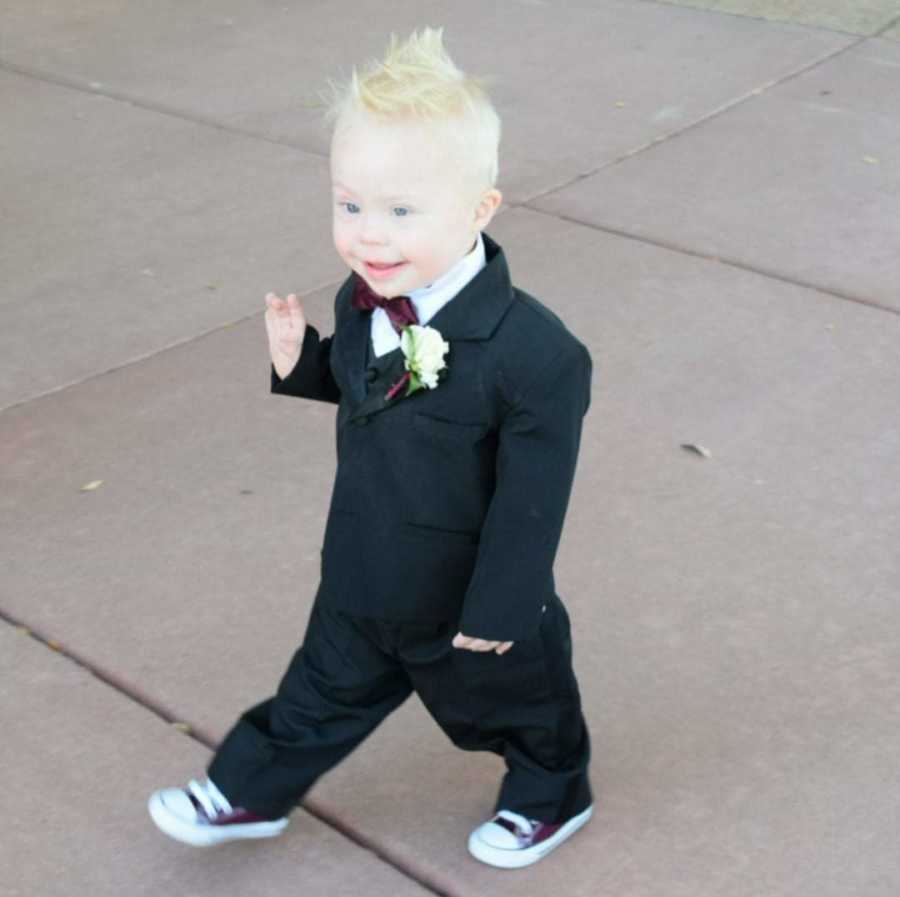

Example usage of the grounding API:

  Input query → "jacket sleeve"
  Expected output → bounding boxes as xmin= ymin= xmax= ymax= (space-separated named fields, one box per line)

xmin=458 ymin=342 xmax=593 ymax=642
xmin=270 ymin=324 xmax=341 ymax=404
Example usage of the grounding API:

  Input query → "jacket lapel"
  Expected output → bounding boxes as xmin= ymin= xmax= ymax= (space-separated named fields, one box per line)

xmin=349 ymin=344 xmax=408 ymax=421
xmin=338 ymin=304 xmax=371 ymax=407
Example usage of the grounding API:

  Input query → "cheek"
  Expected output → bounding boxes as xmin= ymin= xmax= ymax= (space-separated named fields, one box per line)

xmin=332 ymin=218 xmax=353 ymax=257
xmin=417 ymin=241 xmax=456 ymax=275
xmin=396 ymin=226 xmax=434 ymax=261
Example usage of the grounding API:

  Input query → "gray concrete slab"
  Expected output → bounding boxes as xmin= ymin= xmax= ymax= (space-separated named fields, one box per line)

xmin=0 ymin=624 xmax=434 ymax=897
xmin=0 ymin=280 xmax=339 ymax=734
xmin=653 ymin=0 xmax=900 ymax=35
xmin=530 ymin=37 xmax=900 ymax=310
xmin=0 ymin=2 xmax=855 ymax=406
xmin=3 ymin=3 xmax=900 ymax=895
xmin=0 ymin=68 xmax=340 ymax=411
xmin=3 ymin=207 xmax=899 ymax=895
xmin=0 ymin=1 xmax=852 ymax=194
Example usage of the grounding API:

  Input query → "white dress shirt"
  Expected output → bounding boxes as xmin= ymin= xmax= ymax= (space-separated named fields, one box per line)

xmin=370 ymin=231 xmax=487 ymax=358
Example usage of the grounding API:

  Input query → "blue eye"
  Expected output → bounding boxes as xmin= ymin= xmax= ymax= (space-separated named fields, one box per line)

xmin=337 ymin=201 xmax=410 ymax=216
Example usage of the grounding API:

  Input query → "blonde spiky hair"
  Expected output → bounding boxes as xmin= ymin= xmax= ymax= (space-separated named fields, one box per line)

xmin=320 ymin=26 xmax=501 ymax=191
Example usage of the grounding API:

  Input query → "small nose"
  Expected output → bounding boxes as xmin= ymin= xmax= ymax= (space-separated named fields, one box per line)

xmin=358 ymin=213 xmax=387 ymax=244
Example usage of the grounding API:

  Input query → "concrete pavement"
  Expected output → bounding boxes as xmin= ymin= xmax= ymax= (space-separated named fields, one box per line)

xmin=2 ymin=2 xmax=898 ymax=895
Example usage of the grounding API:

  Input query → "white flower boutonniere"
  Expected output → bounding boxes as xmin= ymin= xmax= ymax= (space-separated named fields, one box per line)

xmin=386 ymin=324 xmax=450 ymax=400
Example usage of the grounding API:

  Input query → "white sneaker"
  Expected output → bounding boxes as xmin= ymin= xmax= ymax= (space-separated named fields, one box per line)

xmin=148 ymin=777 xmax=289 ymax=847
xmin=467 ymin=804 xmax=594 ymax=868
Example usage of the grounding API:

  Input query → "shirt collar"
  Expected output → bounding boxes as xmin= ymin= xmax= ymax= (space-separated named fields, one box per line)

xmin=405 ymin=231 xmax=486 ymax=325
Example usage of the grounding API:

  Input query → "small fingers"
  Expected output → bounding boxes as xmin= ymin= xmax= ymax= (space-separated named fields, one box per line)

xmin=470 ymin=639 xmax=496 ymax=652
xmin=452 ymin=633 xmax=494 ymax=651
xmin=452 ymin=632 xmax=515 ymax=653
xmin=265 ymin=292 xmax=301 ymax=309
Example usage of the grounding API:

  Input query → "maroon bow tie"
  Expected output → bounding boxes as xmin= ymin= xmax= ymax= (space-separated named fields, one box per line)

xmin=350 ymin=273 xmax=419 ymax=334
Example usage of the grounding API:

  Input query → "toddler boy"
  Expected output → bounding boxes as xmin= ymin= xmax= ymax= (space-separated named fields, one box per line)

xmin=149 ymin=26 xmax=594 ymax=869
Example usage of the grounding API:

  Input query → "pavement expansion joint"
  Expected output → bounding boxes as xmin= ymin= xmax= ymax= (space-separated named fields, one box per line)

xmin=0 ymin=56 xmax=329 ymax=158
xmin=0 ymin=607 xmax=461 ymax=896
xmin=518 ymin=205 xmax=900 ymax=316
xmin=0 ymin=276 xmax=350 ymax=417
xmin=635 ymin=0 xmax=892 ymax=37
xmin=0 ymin=605 xmax=212 ymax=742
xmin=875 ymin=14 xmax=900 ymax=35
xmin=519 ymin=35 xmax=866 ymax=216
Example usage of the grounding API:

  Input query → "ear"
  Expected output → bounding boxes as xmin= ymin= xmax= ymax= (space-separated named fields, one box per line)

xmin=473 ymin=187 xmax=503 ymax=231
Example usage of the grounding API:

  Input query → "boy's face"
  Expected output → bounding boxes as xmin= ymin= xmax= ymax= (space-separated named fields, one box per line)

xmin=330 ymin=108 xmax=501 ymax=298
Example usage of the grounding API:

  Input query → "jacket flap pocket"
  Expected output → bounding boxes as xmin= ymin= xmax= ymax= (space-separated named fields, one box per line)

xmin=412 ymin=412 xmax=488 ymax=443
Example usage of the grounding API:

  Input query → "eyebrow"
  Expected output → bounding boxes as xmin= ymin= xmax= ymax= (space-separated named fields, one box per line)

xmin=332 ymin=182 xmax=417 ymax=201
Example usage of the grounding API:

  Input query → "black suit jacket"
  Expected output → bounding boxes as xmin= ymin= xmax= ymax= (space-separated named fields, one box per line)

xmin=271 ymin=231 xmax=592 ymax=642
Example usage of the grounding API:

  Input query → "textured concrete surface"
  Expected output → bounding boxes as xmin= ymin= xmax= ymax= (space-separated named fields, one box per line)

xmin=0 ymin=65 xmax=339 ymax=411
xmin=0 ymin=0 xmax=854 ymax=408
xmin=530 ymin=38 xmax=900 ymax=310
xmin=0 ymin=626 xmax=434 ymax=897
xmin=2 ymin=2 xmax=899 ymax=896
xmin=654 ymin=0 xmax=900 ymax=35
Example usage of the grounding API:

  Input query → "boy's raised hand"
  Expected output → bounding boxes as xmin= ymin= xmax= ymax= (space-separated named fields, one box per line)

xmin=453 ymin=632 xmax=514 ymax=655
xmin=265 ymin=292 xmax=306 ymax=380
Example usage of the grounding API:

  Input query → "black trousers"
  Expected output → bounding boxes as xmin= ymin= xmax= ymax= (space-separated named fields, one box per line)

xmin=207 ymin=588 xmax=593 ymax=823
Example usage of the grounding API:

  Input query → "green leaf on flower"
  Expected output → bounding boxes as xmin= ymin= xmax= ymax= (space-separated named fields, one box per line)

xmin=406 ymin=371 xmax=422 ymax=396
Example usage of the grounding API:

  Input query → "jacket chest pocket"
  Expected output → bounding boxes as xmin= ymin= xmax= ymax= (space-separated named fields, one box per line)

xmin=412 ymin=412 xmax=488 ymax=451
xmin=404 ymin=412 xmax=494 ymax=535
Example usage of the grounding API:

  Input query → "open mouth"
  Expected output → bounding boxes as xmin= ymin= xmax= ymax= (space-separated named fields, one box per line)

xmin=364 ymin=260 xmax=408 ymax=277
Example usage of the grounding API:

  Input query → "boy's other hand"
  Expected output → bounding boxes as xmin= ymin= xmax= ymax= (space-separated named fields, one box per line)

xmin=453 ymin=632 xmax=514 ymax=655
xmin=265 ymin=292 xmax=307 ymax=380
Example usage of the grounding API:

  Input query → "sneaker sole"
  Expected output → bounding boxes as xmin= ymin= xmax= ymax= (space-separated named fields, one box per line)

xmin=467 ymin=804 xmax=594 ymax=868
xmin=147 ymin=793 xmax=289 ymax=847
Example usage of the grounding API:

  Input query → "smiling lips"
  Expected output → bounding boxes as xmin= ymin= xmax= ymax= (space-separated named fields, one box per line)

xmin=364 ymin=260 xmax=407 ymax=278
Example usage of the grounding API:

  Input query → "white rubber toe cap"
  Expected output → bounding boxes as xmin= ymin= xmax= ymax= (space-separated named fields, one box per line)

xmin=467 ymin=804 xmax=595 ymax=869
xmin=153 ymin=787 xmax=200 ymax=824
xmin=474 ymin=820 xmax=520 ymax=849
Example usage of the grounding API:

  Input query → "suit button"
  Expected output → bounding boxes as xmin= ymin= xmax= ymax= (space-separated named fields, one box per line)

xmin=356 ymin=415 xmax=370 ymax=426
xmin=365 ymin=368 xmax=378 ymax=383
